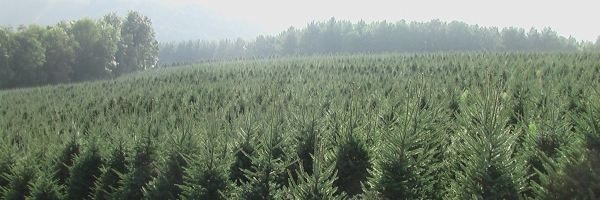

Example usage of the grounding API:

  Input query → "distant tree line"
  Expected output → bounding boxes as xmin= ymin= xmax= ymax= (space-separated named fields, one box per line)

xmin=159 ymin=18 xmax=600 ymax=65
xmin=0 ymin=11 xmax=158 ymax=89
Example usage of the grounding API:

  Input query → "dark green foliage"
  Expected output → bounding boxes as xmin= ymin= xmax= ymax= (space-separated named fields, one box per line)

xmin=116 ymin=134 xmax=155 ymax=200
xmin=0 ymin=11 xmax=158 ymax=89
xmin=181 ymin=167 xmax=228 ymax=200
xmin=229 ymin=121 xmax=256 ymax=186
xmin=231 ymin=114 xmax=292 ymax=199
xmin=334 ymin=130 xmax=370 ymax=197
xmin=52 ymin=136 xmax=80 ymax=188
xmin=144 ymin=124 xmax=195 ymax=199
xmin=230 ymin=143 xmax=254 ymax=186
xmin=93 ymin=142 xmax=129 ymax=200
xmin=376 ymin=155 xmax=419 ymax=199
xmin=26 ymin=169 xmax=64 ymax=200
xmin=0 ymin=153 xmax=15 ymax=198
xmin=1 ymin=52 xmax=600 ymax=199
xmin=180 ymin=117 xmax=230 ymax=199
xmin=286 ymin=134 xmax=342 ymax=200
xmin=65 ymin=141 xmax=103 ymax=200
xmin=448 ymin=74 xmax=528 ymax=199
xmin=532 ymin=91 xmax=600 ymax=199
xmin=520 ymin=101 xmax=574 ymax=198
xmin=369 ymin=78 xmax=445 ymax=199
xmin=290 ymin=110 xmax=320 ymax=182
xmin=144 ymin=152 xmax=185 ymax=199
xmin=2 ymin=163 xmax=36 ymax=200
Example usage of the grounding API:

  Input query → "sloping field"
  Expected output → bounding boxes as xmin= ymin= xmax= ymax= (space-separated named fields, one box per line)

xmin=1 ymin=52 xmax=599 ymax=199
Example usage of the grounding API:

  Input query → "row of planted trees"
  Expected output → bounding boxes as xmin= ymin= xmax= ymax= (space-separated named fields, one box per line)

xmin=0 ymin=11 xmax=158 ymax=89
xmin=1 ymin=52 xmax=599 ymax=199
xmin=158 ymin=18 xmax=600 ymax=65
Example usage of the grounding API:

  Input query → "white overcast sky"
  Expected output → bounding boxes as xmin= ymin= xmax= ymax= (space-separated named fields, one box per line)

xmin=164 ymin=0 xmax=600 ymax=41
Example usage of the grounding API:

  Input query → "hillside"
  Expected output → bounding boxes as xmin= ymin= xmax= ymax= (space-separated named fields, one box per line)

xmin=1 ymin=52 xmax=599 ymax=198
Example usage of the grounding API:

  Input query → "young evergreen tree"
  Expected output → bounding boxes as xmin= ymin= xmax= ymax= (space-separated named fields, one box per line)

xmin=242 ymin=116 xmax=293 ymax=199
xmin=180 ymin=115 xmax=232 ymax=199
xmin=144 ymin=125 xmax=198 ymax=199
xmin=518 ymin=92 xmax=574 ymax=198
xmin=286 ymin=131 xmax=342 ymax=199
xmin=26 ymin=168 xmax=64 ymax=200
xmin=447 ymin=74 xmax=529 ymax=199
xmin=0 ymin=144 xmax=16 ymax=199
xmin=115 ymin=131 xmax=156 ymax=200
xmin=368 ymin=78 xmax=446 ymax=199
xmin=328 ymin=104 xmax=371 ymax=197
xmin=92 ymin=141 xmax=129 ymax=200
xmin=52 ymin=134 xmax=80 ymax=189
xmin=289 ymin=108 xmax=320 ymax=182
xmin=533 ymin=90 xmax=600 ymax=198
xmin=2 ymin=161 xmax=36 ymax=200
xmin=229 ymin=115 xmax=257 ymax=186
xmin=65 ymin=139 xmax=103 ymax=200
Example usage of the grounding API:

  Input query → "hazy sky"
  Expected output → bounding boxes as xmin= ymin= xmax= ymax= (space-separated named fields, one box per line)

xmin=164 ymin=0 xmax=600 ymax=41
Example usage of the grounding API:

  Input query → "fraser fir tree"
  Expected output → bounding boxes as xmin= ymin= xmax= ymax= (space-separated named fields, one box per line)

xmin=93 ymin=140 xmax=129 ymax=200
xmin=519 ymin=91 xmax=574 ymax=198
xmin=448 ymin=73 xmax=528 ymax=199
xmin=286 ymin=131 xmax=342 ymax=199
xmin=289 ymin=108 xmax=321 ymax=182
xmin=26 ymin=168 xmax=64 ymax=200
xmin=65 ymin=139 xmax=103 ymax=200
xmin=0 ymin=144 xmax=16 ymax=199
xmin=115 ymin=131 xmax=156 ymax=200
xmin=368 ymin=78 xmax=446 ymax=199
xmin=145 ymin=125 xmax=198 ymax=199
xmin=230 ymin=111 xmax=292 ymax=199
xmin=52 ymin=134 xmax=80 ymax=189
xmin=328 ymin=103 xmax=371 ymax=197
xmin=533 ymin=89 xmax=600 ymax=198
xmin=2 ymin=160 xmax=36 ymax=200
xmin=180 ymin=113 xmax=232 ymax=199
xmin=229 ymin=115 xmax=257 ymax=186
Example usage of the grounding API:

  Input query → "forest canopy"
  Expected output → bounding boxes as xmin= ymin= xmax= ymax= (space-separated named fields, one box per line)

xmin=0 ymin=10 xmax=158 ymax=89
xmin=159 ymin=18 xmax=600 ymax=65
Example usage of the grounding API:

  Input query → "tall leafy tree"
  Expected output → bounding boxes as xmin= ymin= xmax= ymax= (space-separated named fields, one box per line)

xmin=114 ymin=10 xmax=158 ymax=76
xmin=280 ymin=26 xmax=298 ymax=56
xmin=70 ymin=18 xmax=118 ymax=81
xmin=39 ymin=22 xmax=78 ymax=85
xmin=5 ymin=25 xmax=45 ymax=88
xmin=0 ymin=27 xmax=15 ymax=88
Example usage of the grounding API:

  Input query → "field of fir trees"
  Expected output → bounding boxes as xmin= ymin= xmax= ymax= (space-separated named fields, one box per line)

xmin=1 ymin=52 xmax=599 ymax=199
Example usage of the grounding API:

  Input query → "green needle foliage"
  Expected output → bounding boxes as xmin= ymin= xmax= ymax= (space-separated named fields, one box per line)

xmin=2 ymin=160 xmax=36 ymax=200
xmin=288 ymin=106 xmax=322 ymax=185
xmin=0 ymin=52 xmax=599 ymax=199
xmin=286 ymin=132 xmax=342 ymax=200
xmin=533 ymin=88 xmax=600 ymax=199
xmin=0 ymin=147 xmax=16 ymax=199
xmin=369 ymin=77 xmax=446 ymax=199
xmin=180 ymin=113 xmax=231 ymax=199
xmin=448 ymin=73 xmax=529 ymax=199
xmin=229 ymin=114 xmax=257 ymax=186
xmin=52 ymin=134 xmax=80 ymax=189
xmin=65 ymin=139 xmax=103 ymax=200
xmin=230 ymin=110 xmax=292 ymax=199
xmin=145 ymin=123 xmax=202 ymax=199
xmin=115 ymin=131 xmax=156 ymax=200
xmin=26 ymin=168 xmax=64 ymax=200
xmin=329 ymin=105 xmax=371 ymax=197
xmin=92 ymin=139 xmax=129 ymax=200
